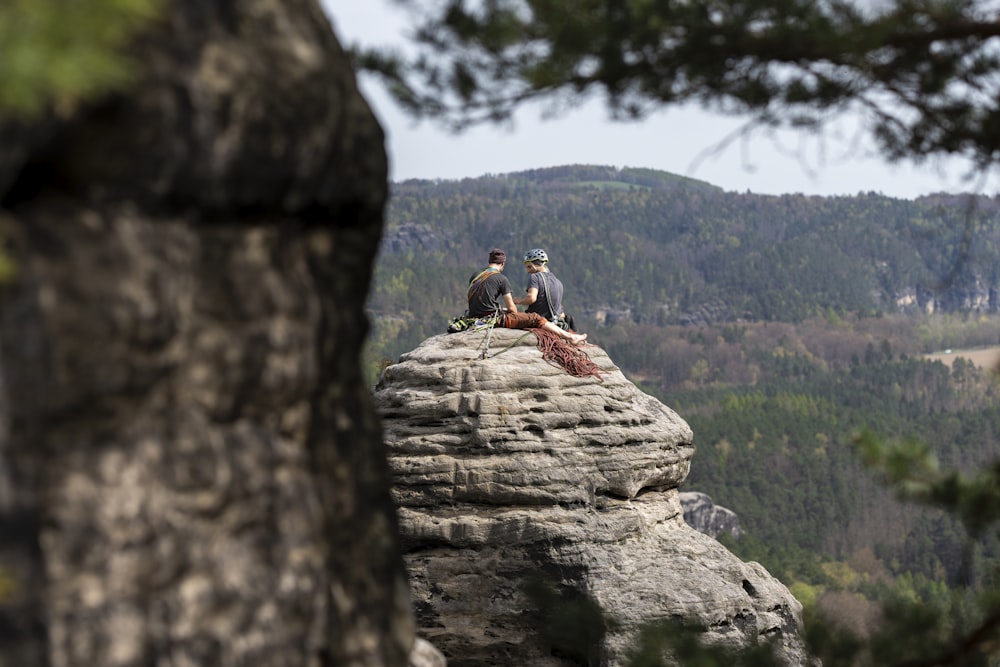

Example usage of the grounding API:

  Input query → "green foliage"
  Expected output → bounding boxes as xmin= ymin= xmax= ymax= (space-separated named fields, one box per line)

xmin=678 ymin=341 xmax=1000 ymax=663
xmin=0 ymin=247 xmax=16 ymax=284
xmin=0 ymin=566 xmax=13 ymax=601
xmin=0 ymin=0 xmax=162 ymax=282
xmin=857 ymin=430 xmax=1000 ymax=539
xmin=355 ymin=0 xmax=1000 ymax=166
xmin=802 ymin=543 xmax=1000 ymax=666
xmin=0 ymin=0 xmax=162 ymax=116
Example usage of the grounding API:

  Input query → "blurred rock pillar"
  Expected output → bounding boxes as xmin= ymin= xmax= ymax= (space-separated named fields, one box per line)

xmin=0 ymin=1 xmax=414 ymax=665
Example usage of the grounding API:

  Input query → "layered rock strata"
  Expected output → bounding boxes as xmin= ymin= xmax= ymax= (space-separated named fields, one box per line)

xmin=375 ymin=330 xmax=812 ymax=666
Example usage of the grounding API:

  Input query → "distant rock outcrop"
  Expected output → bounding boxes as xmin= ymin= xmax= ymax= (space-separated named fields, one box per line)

xmin=374 ymin=330 xmax=812 ymax=666
xmin=381 ymin=222 xmax=453 ymax=255
xmin=681 ymin=491 xmax=744 ymax=540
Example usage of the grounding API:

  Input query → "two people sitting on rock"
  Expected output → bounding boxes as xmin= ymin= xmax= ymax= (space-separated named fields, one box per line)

xmin=468 ymin=248 xmax=587 ymax=345
xmin=512 ymin=247 xmax=575 ymax=331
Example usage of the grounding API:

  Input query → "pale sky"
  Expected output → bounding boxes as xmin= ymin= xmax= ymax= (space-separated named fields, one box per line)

xmin=323 ymin=1 xmax=998 ymax=199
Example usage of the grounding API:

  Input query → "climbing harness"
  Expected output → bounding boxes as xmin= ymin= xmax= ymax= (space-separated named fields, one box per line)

xmin=467 ymin=266 xmax=499 ymax=302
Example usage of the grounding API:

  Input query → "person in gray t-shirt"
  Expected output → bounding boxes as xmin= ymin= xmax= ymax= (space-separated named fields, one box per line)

xmin=512 ymin=248 xmax=568 ymax=326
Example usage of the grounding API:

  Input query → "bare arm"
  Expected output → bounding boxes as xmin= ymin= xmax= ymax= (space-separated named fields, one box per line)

xmin=512 ymin=287 xmax=539 ymax=306
xmin=503 ymin=293 xmax=517 ymax=313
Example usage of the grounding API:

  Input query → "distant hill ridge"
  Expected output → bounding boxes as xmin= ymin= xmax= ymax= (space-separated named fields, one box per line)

xmin=372 ymin=164 xmax=1000 ymax=358
xmin=396 ymin=163 xmax=722 ymax=192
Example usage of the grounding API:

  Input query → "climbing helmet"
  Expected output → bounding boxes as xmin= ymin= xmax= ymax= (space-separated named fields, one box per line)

xmin=523 ymin=248 xmax=548 ymax=264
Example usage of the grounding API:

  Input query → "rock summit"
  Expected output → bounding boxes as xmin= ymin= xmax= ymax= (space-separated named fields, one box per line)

xmin=375 ymin=329 xmax=812 ymax=665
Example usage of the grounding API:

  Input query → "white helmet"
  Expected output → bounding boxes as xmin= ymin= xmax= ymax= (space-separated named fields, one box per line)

xmin=523 ymin=248 xmax=548 ymax=264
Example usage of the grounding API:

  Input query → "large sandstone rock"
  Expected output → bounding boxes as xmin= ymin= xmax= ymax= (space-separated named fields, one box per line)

xmin=0 ymin=1 xmax=417 ymax=665
xmin=374 ymin=330 xmax=812 ymax=665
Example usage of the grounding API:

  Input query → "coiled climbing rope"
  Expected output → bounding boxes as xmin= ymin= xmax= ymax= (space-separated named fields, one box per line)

xmin=529 ymin=328 xmax=605 ymax=381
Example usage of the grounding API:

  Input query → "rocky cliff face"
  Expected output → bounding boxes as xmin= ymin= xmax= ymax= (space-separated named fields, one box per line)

xmin=0 ymin=2 xmax=417 ymax=666
xmin=374 ymin=330 xmax=812 ymax=666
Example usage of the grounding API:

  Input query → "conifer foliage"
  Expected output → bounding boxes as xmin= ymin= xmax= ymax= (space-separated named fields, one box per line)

xmin=353 ymin=0 xmax=1000 ymax=171
xmin=0 ymin=0 xmax=160 ymax=116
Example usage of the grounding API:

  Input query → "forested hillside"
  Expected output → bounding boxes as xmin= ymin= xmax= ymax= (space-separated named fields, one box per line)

xmin=366 ymin=164 xmax=1000 ymax=629
xmin=370 ymin=165 xmax=1000 ymax=359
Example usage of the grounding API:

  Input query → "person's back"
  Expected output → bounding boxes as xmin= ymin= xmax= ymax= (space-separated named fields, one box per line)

xmin=467 ymin=248 xmax=512 ymax=317
xmin=525 ymin=270 xmax=564 ymax=321
xmin=468 ymin=268 xmax=510 ymax=317
xmin=516 ymin=248 xmax=568 ymax=325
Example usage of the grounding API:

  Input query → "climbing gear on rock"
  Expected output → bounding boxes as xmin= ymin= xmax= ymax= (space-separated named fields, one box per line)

xmin=447 ymin=313 xmax=500 ymax=333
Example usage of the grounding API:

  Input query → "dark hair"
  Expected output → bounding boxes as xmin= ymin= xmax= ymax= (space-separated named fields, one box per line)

xmin=488 ymin=248 xmax=506 ymax=264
